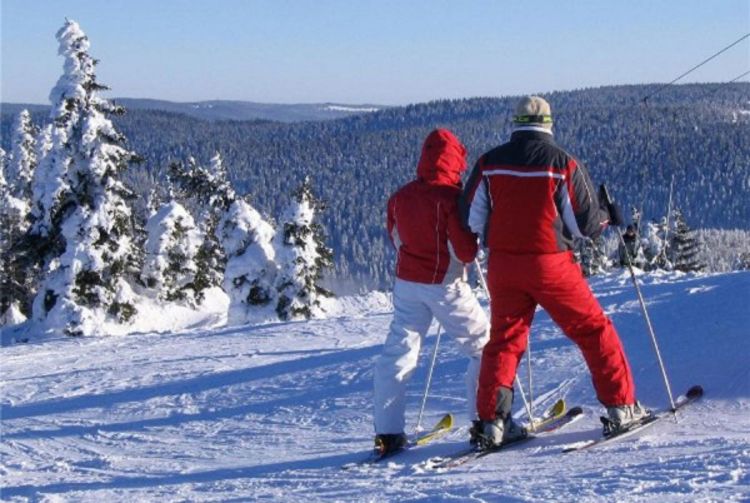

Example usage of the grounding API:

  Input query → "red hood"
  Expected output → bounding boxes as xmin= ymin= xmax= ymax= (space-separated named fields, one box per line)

xmin=416 ymin=128 xmax=467 ymax=187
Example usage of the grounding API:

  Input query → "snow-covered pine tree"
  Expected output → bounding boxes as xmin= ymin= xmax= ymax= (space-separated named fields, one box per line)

xmin=25 ymin=31 xmax=89 ymax=283
xmin=670 ymin=208 xmax=705 ymax=273
xmin=630 ymin=206 xmax=641 ymax=231
xmin=218 ymin=196 xmax=277 ymax=324
xmin=575 ymin=236 xmax=609 ymax=277
xmin=0 ymin=148 xmax=6 ymax=187
xmin=8 ymin=121 xmax=58 ymax=321
xmin=168 ymin=155 xmax=233 ymax=303
xmin=736 ymin=252 xmax=750 ymax=271
xmin=31 ymin=19 xmax=142 ymax=336
xmin=167 ymin=152 xmax=280 ymax=322
xmin=0 ymin=148 xmax=32 ymax=324
xmin=7 ymin=110 xmax=38 ymax=209
xmin=1 ymin=111 xmax=39 ymax=317
xmin=274 ymin=177 xmax=333 ymax=320
xmin=141 ymin=197 xmax=202 ymax=304
xmin=642 ymin=217 xmax=673 ymax=271
xmin=35 ymin=124 xmax=54 ymax=167
xmin=146 ymin=185 xmax=164 ymax=218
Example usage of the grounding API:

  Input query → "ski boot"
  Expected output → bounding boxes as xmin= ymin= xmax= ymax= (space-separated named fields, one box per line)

xmin=602 ymin=401 xmax=651 ymax=437
xmin=473 ymin=386 xmax=528 ymax=449
xmin=477 ymin=415 xmax=528 ymax=449
xmin=469 ymin=420 xmax=483 ymax=446
xmin=374 ymin=433 xmax=407 ymax=456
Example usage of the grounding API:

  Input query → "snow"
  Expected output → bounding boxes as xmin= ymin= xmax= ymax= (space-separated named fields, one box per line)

xmin=1 ymin=271 xmax=749 ymax=501
xmin=49 ymin=20 xmax=90 ymax=122
xmin=0 ymin=304 xmax=27 ymax=328
xmin=324 ymin=105 xmax=380 ymax=113
xmin=1 ymin=192 xmax=29 ymax=220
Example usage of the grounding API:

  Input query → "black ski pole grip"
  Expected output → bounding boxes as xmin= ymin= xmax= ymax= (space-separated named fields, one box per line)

xmin=599 ymin=184 xmax=623 ymax=228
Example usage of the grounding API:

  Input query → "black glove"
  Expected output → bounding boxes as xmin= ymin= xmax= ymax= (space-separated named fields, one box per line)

xmin=598 ymin=184 xmax=623 ymax=227
xmin=608 ymin=202 xmax=624 ymax=227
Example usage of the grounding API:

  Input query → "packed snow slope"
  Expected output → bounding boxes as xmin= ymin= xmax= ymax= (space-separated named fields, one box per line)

xmin=1 ymin=271 xmax=748 ymax=502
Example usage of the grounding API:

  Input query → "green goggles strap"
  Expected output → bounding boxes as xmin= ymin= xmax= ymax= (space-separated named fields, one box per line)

xmin=513 ymin=114 xmax=553 ymax=124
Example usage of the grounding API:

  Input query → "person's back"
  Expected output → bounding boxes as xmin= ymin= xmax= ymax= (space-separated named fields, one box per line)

xmin=464 ymin=130 xmax=609 ymax=255
xmin=389 ymin=181 xmax=475 ymax=283
xmin=374 ymin=129 xmax=488 ymax=455
xmin=388 ymin=131 xmax=477 ymax=283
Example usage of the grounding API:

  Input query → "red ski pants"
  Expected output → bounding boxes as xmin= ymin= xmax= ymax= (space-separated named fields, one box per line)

xmin=477 ymin=251 xmax=635 ymax=420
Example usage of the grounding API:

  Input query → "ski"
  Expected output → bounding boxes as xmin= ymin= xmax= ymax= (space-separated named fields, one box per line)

xmin=527 ymin=398 xmax=566 ymax=432
xmin=342 ymin=412 xmax=454 ymax=469
xmin=562 ymin=384 xmax=704 ymax=453
xmin=426 ymin=431 xmax=534 ymax=471
xmin=535 ymin=405 xmax=584 ymax=433
xmin=414 ymin=412 xmax=454 ymax=446
xmin=425 ymin=404 xmax=584 ymax=471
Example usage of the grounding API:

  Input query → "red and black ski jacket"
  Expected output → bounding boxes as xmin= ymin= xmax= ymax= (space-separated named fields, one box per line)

xmin=461 ymin=130 xmax=611 ymax=254
xmin=387 ymin=129 xmax=479 ymax=284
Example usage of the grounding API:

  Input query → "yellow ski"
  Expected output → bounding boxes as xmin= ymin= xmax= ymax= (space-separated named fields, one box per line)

xmin=415 ymin=413 xmax=454 ymax=445
xmin=527 ymin=398 xmax=566 ymax=432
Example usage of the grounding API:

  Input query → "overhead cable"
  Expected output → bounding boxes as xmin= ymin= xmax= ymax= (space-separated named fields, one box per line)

xmin=642 ymin=32 xmax=750 ymax=103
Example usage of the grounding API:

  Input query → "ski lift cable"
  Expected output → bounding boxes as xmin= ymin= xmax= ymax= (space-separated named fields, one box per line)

xmin=636 ymin=34 xmax=749 ymax=228
xmin=641 ymin=32 xmax=750 ymax=103
xmin=725 ymin=69 xmax=750 ymax=83
xmin=703 ymin=69 xmax=750 ymax=97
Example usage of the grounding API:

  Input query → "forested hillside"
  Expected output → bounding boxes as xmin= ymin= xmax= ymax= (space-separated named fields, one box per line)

xmin=3 ymin=83 xmax=748 ymax=291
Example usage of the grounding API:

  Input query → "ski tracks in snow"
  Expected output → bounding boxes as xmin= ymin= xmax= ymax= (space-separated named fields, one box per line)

xmin=1 ymin=272 xmax=749 ymax=501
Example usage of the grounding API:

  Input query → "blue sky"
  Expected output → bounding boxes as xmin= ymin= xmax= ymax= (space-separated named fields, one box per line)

xmin=2 ymin=0 xmax=748 ymax=105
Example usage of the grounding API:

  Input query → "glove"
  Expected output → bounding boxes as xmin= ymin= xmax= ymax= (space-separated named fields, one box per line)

xmin=598 ymin=184 xmax=623 ymax=227
xmin=608 ymin=201 xmax=624 ymax=227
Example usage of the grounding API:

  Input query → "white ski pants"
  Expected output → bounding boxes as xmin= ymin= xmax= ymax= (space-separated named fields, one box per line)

xmin=374 ymin=278 xmax=489 ymax=434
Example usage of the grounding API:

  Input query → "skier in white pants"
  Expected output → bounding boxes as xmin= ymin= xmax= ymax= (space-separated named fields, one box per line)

xmin=373 ymin=129 xmax=489 ymax=455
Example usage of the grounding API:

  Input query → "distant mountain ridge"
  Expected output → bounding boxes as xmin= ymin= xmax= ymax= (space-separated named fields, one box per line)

xmin=2 ymin=83 xmax=748 ymax=291
xmin=1 ymin=98 xmax=387 ymax=123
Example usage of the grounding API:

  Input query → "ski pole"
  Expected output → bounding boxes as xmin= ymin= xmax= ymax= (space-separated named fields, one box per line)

xmin=473 ymin=258 xmax=537 ymax=427
xmin=601 ymin=185 xmax=678 ymax=412
xmin=527 ymin=331 xmax=533 ymax=423
xmin=414 ymin=324 xmax=442 ymax=433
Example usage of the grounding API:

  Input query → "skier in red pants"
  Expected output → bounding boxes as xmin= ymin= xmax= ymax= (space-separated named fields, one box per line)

xmin=461 ymin=96 xmax=649 ymax=447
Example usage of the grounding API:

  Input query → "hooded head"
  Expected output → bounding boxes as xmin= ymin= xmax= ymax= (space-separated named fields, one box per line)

xmin=416 ymin=128 xmax=467 ymax=187
xmin=513 ymin=95 xmax=553 ymax=131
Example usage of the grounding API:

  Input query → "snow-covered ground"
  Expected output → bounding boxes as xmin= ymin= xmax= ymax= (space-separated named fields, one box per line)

xmin=1 ymin=271 xmax=748 ymax=502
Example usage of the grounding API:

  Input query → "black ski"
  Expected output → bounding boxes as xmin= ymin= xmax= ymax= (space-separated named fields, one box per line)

xmin=425 ymin=406 xmax=584 ymax=471
xmin=562 ymin=384 xmax=704 ymax=453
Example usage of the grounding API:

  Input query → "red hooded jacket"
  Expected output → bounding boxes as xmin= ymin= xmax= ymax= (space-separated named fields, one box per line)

xmin=387 ymin=129 xmax=479 ymax=284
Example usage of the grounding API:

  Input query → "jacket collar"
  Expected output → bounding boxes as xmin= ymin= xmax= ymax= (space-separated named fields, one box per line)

xmin=510 ymin=128 xmax=555 ymax=144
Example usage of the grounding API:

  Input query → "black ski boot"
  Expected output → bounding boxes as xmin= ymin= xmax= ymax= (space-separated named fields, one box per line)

xmin=472 ymin=386 xmax=527 ymax=450
xmin=469 ymin=420 xmax=483 ymax=446
xmin=374 ymin=433 xmax=407 ymax=456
